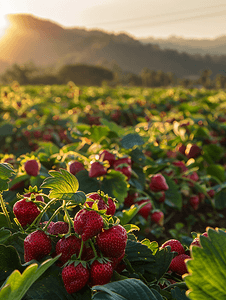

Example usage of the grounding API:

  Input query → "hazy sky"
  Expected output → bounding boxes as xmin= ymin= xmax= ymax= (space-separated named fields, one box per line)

xmin=0 ymin=0 xmax=226 ymax=39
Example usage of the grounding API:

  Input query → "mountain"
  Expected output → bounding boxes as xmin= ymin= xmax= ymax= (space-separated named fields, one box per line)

xmin=139 ymin=35 xmax=226 ymax=56
xmin=0 ymin=14 xmax=226 ymax=78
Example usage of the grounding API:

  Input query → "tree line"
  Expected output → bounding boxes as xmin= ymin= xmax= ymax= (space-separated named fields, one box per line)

xmin=1 ymin=62 xmax=226 ymax=89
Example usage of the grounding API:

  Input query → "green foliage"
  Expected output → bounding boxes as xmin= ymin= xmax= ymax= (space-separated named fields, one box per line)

xmin=0 ymin=163 xmax=16 ymax=192
xmin=184 ymin=228 xmax=226 ymax=299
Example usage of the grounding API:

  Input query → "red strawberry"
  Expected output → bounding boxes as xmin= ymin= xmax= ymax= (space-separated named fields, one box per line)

xmin=178 ymin=144 xmax=186 ymax=155
xmin=74 ymin=209 xmax=104 ymax=241
xmin=47 ymin=221 xmax=69 ymax=235
xmin=68 ymin=161 xmax=85 ymax=175
xmin=106 ymin=197 xmax=116 ymax=216
xmin=96 ymin=225 xmax=127 ymax=258
xmin=169 ymin=254 xmax=190 ymax=275
xmin=191 ymin=232 xmax=208 ymax=248
xmin=172 ymin=161 xmax=188 ymax=173
xmin=186 ymin=144 xmax=201 ymax=159
xmin=24 ymin=230 xmax=52 ymax=262
xmin=151 ymin=210 xmax=164 ymax=226
xmin=23 ymin=192 xmax=45 ymax=203
xmin=189 ymin=195 xmax=199 ymax=210
xmin=99 ymin=150 xmax=116 ymax=167
xmin=24 ymin=159 xmax=40 ymax=176
xmin=114 ymin=164 xmax=132 ymax=180
xmin=149 ymin=174 xmax=169 ymax=192
xmin=86 ymin=193 xmax=107 ymax=210
xmin=207 ymin=189 xmax=215 ymax=198
xmin=89 ymin=162 xmax=107 ymax=177
xmin=56 ymin=235 xmax=84 ymax=265
xmin=137 ymin=200 xmax=152 ymax=220
xmin=113 ymin=157 xmax=131 ymax=167
xmin=156 ymin=191 xmax=166 ymax=203
xmin=124 ymin=191 xmax=138 ymax=207
xmin=62 ymin=262 xmax=89 ymax=294
xmin=198 ymin=192 xmax=205 ymax=203
xmin=90 ymin=260 xmax=113 ymax=286
xmin=13 ymin=198 xmax=41 ymax=227
xmin=109 ymin=250 xmax=125 ymax=269
xmin=160 ymin=239 xmax=185 ymax=255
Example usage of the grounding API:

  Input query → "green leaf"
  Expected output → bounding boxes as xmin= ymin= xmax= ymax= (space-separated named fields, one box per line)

xmin=164 ymin=175 xmax=182 ymax=210
xmin=75 ymin=170 xmax=100 ymax=194
xmin=121 ymin=133 xmax=144 ymax=149
xmin=215 ymin=188 xmax=226 ymax=209
xmin=90 ymin=125 xmax=110 ymax=142
xmin=101 ymin=118 xmax=124 ymax=136
xmin=0 ymin=244 xmax=22 ymax=273
xmin=92 ymin=278 xmax=164 ymax=300
xmin=0 ymin=123 xmax=14 ymax=136
xmin=101 ymin=170 xmax=128 ymax=204
xmin=184 ymin=228 xmax=226 ymax=300
xmin=0 ymin=228 xmax=11 ymax=243
xmin=0 ymin=213 xmax=10 ymax=228
xmin=118 ymin=206 xmax=140 ymax=226
xmin=0 ymin=255 xmax=60 ymax=300
xmin=40 ymin=169 xmax=86 ymax=203
xmin=123 ymin=224 xmax=140 ymax=233
xmin=171 ymin=286 xmax=190 ymax=300
xmin=0 ymin=163 xmax=16 ymax=192
xmin=206 ymin=164 xmax=225 ymax=183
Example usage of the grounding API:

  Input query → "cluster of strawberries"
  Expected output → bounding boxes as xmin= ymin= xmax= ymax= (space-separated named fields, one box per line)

xmin=13 ymin=191 xmax=128 ymax=294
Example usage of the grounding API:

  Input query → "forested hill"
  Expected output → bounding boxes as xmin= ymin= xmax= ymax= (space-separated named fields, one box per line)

xmin=0 ymin=14 xmax=226 ymax=78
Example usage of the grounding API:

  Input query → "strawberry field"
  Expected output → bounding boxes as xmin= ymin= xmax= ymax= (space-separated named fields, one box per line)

xmin=1 ymin=82 xmax=226 ymax=299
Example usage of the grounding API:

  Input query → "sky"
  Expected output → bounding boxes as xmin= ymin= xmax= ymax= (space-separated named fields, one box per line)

xmin=0 ymin=0 xmax=226 ymax=39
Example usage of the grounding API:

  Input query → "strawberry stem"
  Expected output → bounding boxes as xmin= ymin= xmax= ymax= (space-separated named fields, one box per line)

xmin=78 ymin=239 xmax=84 ymax=260
xmin=63 ymin=200 xmax=74 ymax=235
xmin=89 ymin=239 xmax=98 ymax=258
xmin=0 ymin=193 xmax=12 ymax=228
xmin=43 ymin=205 xmax=63 ymax=231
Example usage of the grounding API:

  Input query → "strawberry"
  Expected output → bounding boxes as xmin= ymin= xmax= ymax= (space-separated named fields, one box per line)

xmin=96 ymin=225 xmax=127 ymax=258
xmin=186 ymin=144 xmax=201 ymax=159
xmin=124 ymin=191 xmax=138 ymax=207
xmin=62 ymin=262 xmax=89 ymax=294
xmin=24 ymin=230 xmax=52 ymax=262
xmin=74 ymin=209 xmax=104 ymax=241
xmin=99 ymin=150 xmax=116 ymax=167
xmin=207 ymin=189 xmax=215 ymax=198
xmin=191 ymin=232 xmax=208 ymax=248
xmin=137 ymin=200 xmax=152 ymax=220
xmin=151 ymin=210 xmax=164 ymax=226
xmin=86 ymin=193 xmax=116 ymax=216
xmin=109 ymin=250 xmax=125 ymax=269
xmin=178 ymin=144 xmax=186 ymax=155
xmin=90 ymin=260 xmax=113 ymax=286
xmin=169 ymin=254 xmax=190 ymax=275
xmin=56 ymin=235 xmax=85 ymax=265
xmin=149 ymin=174 xmax=169 ymax=192
xmin=24 ymin=159 xmax=40 ymax=177
xmin=156 ymin=191 xmax=166 ymax=203
xmin=13 ymin=198 xmax=41 ymax=227
xmin=160 ymin=239 xmax=185 ymax=255
xmin=172 ymin=161 xmax=188 ymax=173
xmin=106 ymin=197 xmax=116 ymax=216
xmin=68 ymin=161 xmax=85 ymax=175
xmin=47 ymin=221 xmax=69 ymax=235
xmin=113 ymin=157 xmax=132 ymax=168
xmin=89 ymin=162 xmax=107 ymax=177
xmin=189 ymin=195 xmax=199 ymax=210
xmin=23 ymin=192 xmax=45 ymax=203
xmin=114 ymin=164 xmax=132 ymax=180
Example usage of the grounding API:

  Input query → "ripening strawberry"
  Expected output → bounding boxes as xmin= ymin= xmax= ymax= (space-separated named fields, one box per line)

xmin=89 ymin=162 xmax=107 ymax=177
xmin=114 ymin=164 xmax=132 ymax=180
xmin=13 ymin=198 xmax=41 ymax=228
xmin=24 ymin=230 xmax=52 ymax=262
xmin=68 ymin=161 xmax=85 ymax=175
xmin=47 ymin=221 xmax=69 ymax=235
xmin=74 ymin=209 xmax=104 ymax=241
xmin=149 ymin=174 xmax=169 ymax=192
xmin=151 ymin=210 xmax=164 ymax=226
xmin=169 ymin=254 xmax=191 ymax=275
xmin=24 ymin=159 xmax=40 ymax=177
xmin=90 ymin=260 xmax=113 ymax=286
xmin=96 ymin=225 xmax=127 ymax=258
xmin=56 ymin=235 xmax=84 ymax=265
xmin=99 ymin=150 xmax=116 ymax=167
xmin=62 ymin=262 xmax=90 ymax=294
xmin=137 ymin=200 xmax=152 ymax=220
xmin=160 ymin=239 xmax=185 ymax=255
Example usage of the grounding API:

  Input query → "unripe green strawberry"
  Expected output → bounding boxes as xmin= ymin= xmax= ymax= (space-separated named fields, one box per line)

xmin=160 ymin=239 xmax=185 ymax=255
xmin=13 ymin=198 xmax=41 ymax=228
xmin=24 ymin=230 xmax=52 ymax=262
xmin=62 ymin=262 xmax=89 ymax=294
xmin=96 ymin=225 xmax=127 ymax=258
xmin=169 ymin=254 xmax=190 ymax=275
xmin=56 ymin=235 xmax=85 ymax=265
xmin=74 ymin=209 xmax=104 ymax=241
xmin=24 ymin=159 xmax=40 ymax=176
xmin=90 ymin=260 xmax=113 ymax=286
